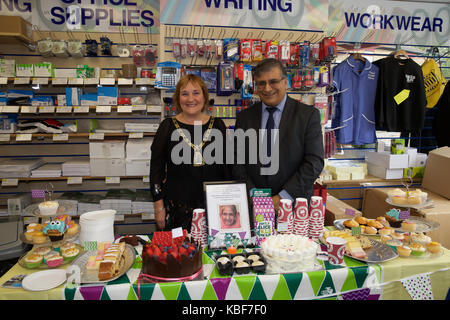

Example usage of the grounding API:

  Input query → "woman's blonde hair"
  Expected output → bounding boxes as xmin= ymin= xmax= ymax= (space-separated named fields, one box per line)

xmin=173 ymin=74 xmax=209 ymax=113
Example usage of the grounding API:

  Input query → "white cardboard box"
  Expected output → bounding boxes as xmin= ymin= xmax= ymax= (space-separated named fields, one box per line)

xmin=414 ymin=153 xmax=428 ymax=167
xmin=90 ymin=158 xmax=125 ymax=177
xmin=126 ymin=138 xmax=153 ymax=160
xmin=89 ymin=141 xmax=125 ymax=159
xmin=365 ymin=151 xmax=409 ymax=169
xmin=405 ymin=147 xmax=418 ymax=167
xmin=126 ymin=159 xmax=150 ymax=176
xmin=367 ymin=163 xmax=404 ymax=179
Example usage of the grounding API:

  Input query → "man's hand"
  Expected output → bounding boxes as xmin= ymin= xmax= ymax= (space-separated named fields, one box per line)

xmin=154 ymin=199 xmax=166 ymax=230
xmin=272 ymin=194 xmax=281 ymax=212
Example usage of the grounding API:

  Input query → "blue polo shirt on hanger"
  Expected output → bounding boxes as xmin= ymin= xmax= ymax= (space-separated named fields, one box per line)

xmin=331 ymin=55 xmax=379 ymax=145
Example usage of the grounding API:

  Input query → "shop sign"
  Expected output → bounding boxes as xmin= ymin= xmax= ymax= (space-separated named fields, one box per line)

xmin=328 ymin=0 xmax=450 ymax=46
xmin=0 ymin=0 xmax=160 ymax=32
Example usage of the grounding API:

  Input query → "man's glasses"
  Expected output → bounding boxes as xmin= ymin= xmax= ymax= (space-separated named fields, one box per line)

xmin=255 ymin=77 xmax=285 ymax=88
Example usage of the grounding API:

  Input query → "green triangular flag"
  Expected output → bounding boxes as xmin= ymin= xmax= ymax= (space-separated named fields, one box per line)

xmin=127 ymin=285 xmax=138 ymax=300
xmin=132 ymin=256 xmax=142 ymax=269
xmin=340 ymin=269 xmax=358 ymax=293
xmin=351 ymin=266 xmax=369 ymax=288
xmin=317 ymin=271 xmax=336 ymax=297
xmin=202 ymin=280 xmax=218 ymax=300
xmin=282 ymin=273 xmax=303 ymax=299
xmin=272 ymin=274 xmax=292 ymax=300
xmin=344 ymin=256 xmax=367 ymax=268
xmin=100 ymin=288 xmax=111 ymax=300
xmin=248 ymin=277 xmax=267 ymax=300
xmin=132 ymin=282 xmax=155 ymax=300
xmin=107 ymin=273 xmax=130 ymax=286
xmin=177 ymin=283 xmax=191 ymax=300
xmin=64 ymin=287 xmax=76 ymax=301
xmin=306 ymin=270 xmax=326 ymax=297
xmin=234 ymin=275 xmax=257 ymax=300
xmin=159 ymin=281 xmax=182 ymax=300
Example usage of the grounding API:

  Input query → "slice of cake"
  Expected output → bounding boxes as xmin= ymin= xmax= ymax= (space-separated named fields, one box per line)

xmin=98 ymin=260 xmax=115 ymax=281
xmin=346 ymin=241 xmax=367 ymax=259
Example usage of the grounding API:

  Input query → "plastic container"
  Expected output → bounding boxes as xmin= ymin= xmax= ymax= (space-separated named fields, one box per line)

xmin=79 ymin=209 xmax=115 ymax=245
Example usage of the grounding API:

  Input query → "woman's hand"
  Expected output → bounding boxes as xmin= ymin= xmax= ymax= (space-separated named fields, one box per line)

xmin=154 ymin=199 xmax=166 ymax=230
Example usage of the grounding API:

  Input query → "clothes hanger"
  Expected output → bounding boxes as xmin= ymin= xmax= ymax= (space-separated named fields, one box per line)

xmin=352 ymin=42 xmax=365 ymax=62
xmin=393 ymin=44 xmax=410 ymax=59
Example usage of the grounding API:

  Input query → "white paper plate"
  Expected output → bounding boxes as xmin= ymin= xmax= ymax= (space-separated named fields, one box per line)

xmin=22 ymin=269 xmax=67 ymax=291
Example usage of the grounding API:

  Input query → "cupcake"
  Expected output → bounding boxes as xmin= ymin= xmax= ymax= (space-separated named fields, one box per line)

xmin=65 ymin=223 xmax=79 ymax=237
xmin=24 ymin=254 xmax=43 ymax=268
xmin=38 ymin=201 xmax=59 ymax=216
xmin=46 ymin=254 xmax=63 ymax=268
xmin=32 ymin=231 xmax=48 ymax=244
xmin=33 ymin=246 xmax=52 ymax=256
xmin=24 ymin=230 xmax=35 ymax=242
xmin=26 ymin=223 xmax=42 ymax=232
xmin=426 ymin=242 xmax=442 ymax=254
xmin=378 ymin=228 xmax=393 ymax=236
xmin=410 ymin=243 xmax=426 ymax=257
xmin=62 ymin=247 xmax=80 ymax=262
xmin=397 ymin=246 xmax=411 ymax=257
xmin=365 ymin=226 xmax=378 ymax=235
xmin=232 ymin=255 xmax=246 ymax=263
xmin=412 ymin=233 xmax=432 ymax=246
xmin=60 ymin=242 xmax=76 ymax=255
xmin=401 ymin=220 xmax=416 ymax=232
xmin=43 ymin=220 xmax=66 ymax=242
xmin=43 ymin=251 xmax=60 ymax=264
xmin=234 ymin=260 xmax=251 ymax=274
xmin=391 ymin=233 xmax=405 ymax=241
xmin=380 ymin=235 xmax=392 ymax=244
xmin=384 ymin=215 xmax=403 ymax=228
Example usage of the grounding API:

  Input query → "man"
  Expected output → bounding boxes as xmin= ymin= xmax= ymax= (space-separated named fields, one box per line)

xmin=233 ymin=58 xmax=324 ymax=210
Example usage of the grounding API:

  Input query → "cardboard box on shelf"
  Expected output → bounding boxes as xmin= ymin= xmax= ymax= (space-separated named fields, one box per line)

xmin=89 ymin=141 xmax=125 ymax=159
xmin=325 ymin=160 xmax=367 ymax=181
xmin=125 ymin=159 xmax=150 ymax=176
xmin=422 ymin=146 xmax=450 ymax=199
xmin=367 ymin=163 xmax=404 ymax=179
xmin=365 ymin=151 xmax=409 ymax=169
xmin=126 ymin=138 xmax=153 ymax=160
xmin=90 ymin=158 xmax=126 ymax=177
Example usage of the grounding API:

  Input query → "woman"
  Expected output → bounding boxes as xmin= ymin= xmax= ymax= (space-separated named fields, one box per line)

xmin=220 ymin=205 xmax=241 ymax=229
xmin=150 ymin=74 xmax=230 ymax=231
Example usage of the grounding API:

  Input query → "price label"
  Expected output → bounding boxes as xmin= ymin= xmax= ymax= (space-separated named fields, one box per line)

xmin=0 ymin=77 xmax=8 ymax=85
xmin=53 ymin=133 xmax=69 ymax=141
xmin=2 ymin=178 xmax=19 ymax=186
xmin=96 ymin=105 xmax=111 ymax=113
xmin=16 ymin=134 xmax=32 ymax=141
xmin=0 ymin=134 xmax=11 ymax=142
xmin=106 ymin=177 xmax=120 ymax=184
xmin=114 ymin=214 xmax=125 ymax=222
xmin=73 ymin=106 xmax=89 ymax=113
xmin=52 ymin=77 xmax=68 ymax=85
xmin=56 ymin=106 xmax=72 ymax=113
xmin=345 ymin=208 xmax=356 ymax=217
xmin=141 ymin=212 xmax=154 ymax=220
xmin=39 ymin=106 xmax=55 ymax=113
xmin=118 ymin=78 xmax=133 ymax=85
xmin=135 ymin=78 xmax=152 ymax=85
xmin=100 ymin=78 xmax=115 ymax=85
xmin=132 ymin=104 xmax=147 ymax=111
xmin=117 ymin=105 xmax=132 ymax=113
xmin=14 ymin=77 xmax=30 ymax=85
xmin=20 ymin=106 xmax=37 ymax=113
xmin=142 ymin=176 xmax=150 ymax=183
xmin=172 ymin=227 xmax=183 ymax=239
xmin=67 ymin=177 xmax=82 ymax=184
xmin=84 ymin=78 xmax=99 ymax=85
xmin=32 ymin=78 xmax=49 ymax=85
xmin=129 ymin=132 xmax=144 ymax=139
xmin=68 ymin=78 xmax=83 ymax=85
xmin=89 ymin=132 xmax=104 ymax=140
xmin=2 ymin=106 xmax=20 ymax=113
xmin=147 ymin=105 xmax=162 ymax=113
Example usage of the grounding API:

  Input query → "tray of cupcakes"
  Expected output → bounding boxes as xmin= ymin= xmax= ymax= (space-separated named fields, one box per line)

xmin=19 ymin=241 xmax=83 ymax=269
xmin=215 ymin=251 xmax=267 ymax=276
xmin=380 ymin=231 xmax=444 ymax=259
xmin=334 ymin=216 xmax=394 ymax=236
xmin=21 ymin=215 xmax=80 ymax=245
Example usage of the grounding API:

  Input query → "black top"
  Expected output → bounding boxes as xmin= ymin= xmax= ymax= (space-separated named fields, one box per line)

xmin=374 ymin=56 xmax=427 ymax=133
xmin=150 ymin=116 xmax=230 ymax=202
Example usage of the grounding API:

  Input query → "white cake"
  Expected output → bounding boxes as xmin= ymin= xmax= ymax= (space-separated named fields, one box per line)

xmin=260 ymin=234 xmax=319 ymax=274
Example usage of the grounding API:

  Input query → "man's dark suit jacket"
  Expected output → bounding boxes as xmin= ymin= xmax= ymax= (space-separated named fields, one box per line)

xmin=232 ymin=96 xmax=324 ymax=201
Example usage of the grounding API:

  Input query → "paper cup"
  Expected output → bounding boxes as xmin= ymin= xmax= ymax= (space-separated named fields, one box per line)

xmin=326 ymin=237 xmax=347 ymax=265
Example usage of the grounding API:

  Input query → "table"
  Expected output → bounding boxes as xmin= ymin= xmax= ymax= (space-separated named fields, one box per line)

xmin=0 ymin=235 xmax=448 ymax=300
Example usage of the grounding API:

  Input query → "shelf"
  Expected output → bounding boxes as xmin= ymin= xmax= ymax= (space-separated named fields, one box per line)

xmin=0 ymin=77 xmax=156 ymax=86
xmin=0 ymin=105 xmax=162 ymax=114
xmin=4 ymin=176 xmax=148 ymax=181
xmin=0 ymin=132 xmax=156 ymax=142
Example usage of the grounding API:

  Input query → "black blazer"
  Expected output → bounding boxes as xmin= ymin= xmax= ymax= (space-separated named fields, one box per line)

xmin=232 ymin=96 xmax=324 ymax=201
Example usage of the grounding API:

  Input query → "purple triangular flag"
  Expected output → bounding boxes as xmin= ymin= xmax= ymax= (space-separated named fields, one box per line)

xmin=238 ymin=231 xmax=247 ymax=240
xmin=210 ymin=278 xmax=232 ymax=300
xmin=211 ymin=228 xmax=219 ymax=237
xmin=79 ymin=285 xmax=104 ymax=300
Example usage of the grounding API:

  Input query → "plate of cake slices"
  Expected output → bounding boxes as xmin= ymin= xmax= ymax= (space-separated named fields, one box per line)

xmin=71 ymin=242 xmax=136 ymax=283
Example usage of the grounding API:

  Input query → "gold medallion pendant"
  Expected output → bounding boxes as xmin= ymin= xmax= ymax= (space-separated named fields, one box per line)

xmin=173 ymin=117 xmax=215 ymax=167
